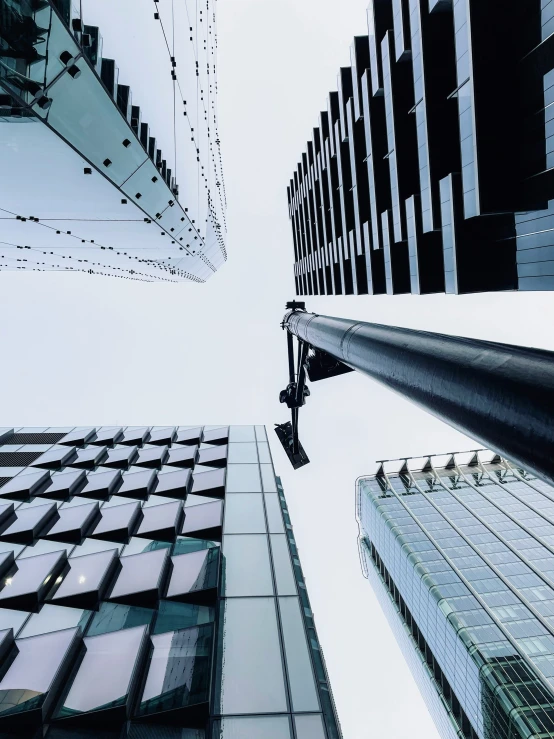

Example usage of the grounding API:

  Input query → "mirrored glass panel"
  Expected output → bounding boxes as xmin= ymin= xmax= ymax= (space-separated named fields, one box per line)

xmin=154 ymin=468 xmax=191 ymax=498
xmin=224 ymin=494 xmax=266 ymax=534
xmin=31 ymin=447 xmax=76 ymax=470
xmin=135 ymin=501 xmax=182 ymax=542
xmin=166 ymin=549 xmax=219 ymax=603
xmin=70 ymin=446 xmax=108 ymax=470
xmin=108 ymin=548 xmax=168 ymax=607
xmin=138 ymin=624 xmax=213 ymax=717
xmin=49 ymin=549 xmax=118 ymax=609
xmin=77 ymin=470 xmax=121 ymax=500
xmin=120 ymin=428 xmax=150 ymax=446
xmin=0 ymin=627 xmax=79 ymax=720
xmin=0 ymin=470 xmax=50 ymax=501
xmin=86 ymin=601 xmax=154 ymax=638
xmin=214 ymin=716 xmax=291 ymax=739
xmin=117 ymin=469 xmax=157 ymax=500
xmin=102 ymin=446 xmax=138 ymax=469
xmin=175 ymin=428 xmax=202 ymax=445
xmin=55 ymin=625 xmax=147 ymax=719
xmin=270 ymin=536 xmax=297 ymax=596
xmin=172 ymin=537 xmax=219 ymax=556
xmin=191 ymin=469 xmax=226 ymax=498
xmin=68 ymin=539 xmax=121 ymax=558
xmin=197 ymin=445 xmax=227 ymax=468
xmin=19 ymin=605 xmax=90 ymax=639
xmin=0 ymin=502 xmax=57 ymax=544
xmin=153 ymin=600 xmax=214 ymax=635
xmin=121 ymin=538 xmax=171 ymax=558
xmin=19 ymin=539 xmax=73 ymax=560
xmin=43 ymin=502 xmax=99 ymax=543
xmin=40 ymin=470 xmax=86 ymax=501
xmin=227 ymin=443 xmax=257 ymax=464
xmin=91 ymin=501 xmax=141 ymax=542
xmin=294 ymin=714 xmax=327 ymax=738
xmin=181 ymin=502 xmax=222 ymax=541
xmin=278 ymin=597 xmax=319 ymax=712
xmin=225 ymin=465 xmax=261 ymax=493
xmin=135 ymin=446 xmax=168 ymax=470
xmin=166 ymin=446 xmax=197 ymax=469
xmin=222 ymin=535 xmax=273 ymax=597
xmin=218 ymin=599 xmax=287 ymax=713
xmin=265 ymin=495 xmax=285 ymax=534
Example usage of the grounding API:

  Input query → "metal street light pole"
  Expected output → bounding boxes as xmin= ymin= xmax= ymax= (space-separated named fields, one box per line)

xmin=277 ymin=304 xmax=554 ymax=487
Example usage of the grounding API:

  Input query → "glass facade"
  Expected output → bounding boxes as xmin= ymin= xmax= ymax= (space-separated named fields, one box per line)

xmin=0 ymin=0 xmax=226 ymax=283
xmin=357 ymin=449 xmax=554 ymax=739
xmin=289 ymin=2 xmax=554 ymax=296
xmin=0 ymin=425 xmax=340 ymax=738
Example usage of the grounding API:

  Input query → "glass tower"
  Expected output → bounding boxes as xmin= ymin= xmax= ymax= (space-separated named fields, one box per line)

xmin=0 ymin=425 xmax=340 ymax=739
xmin=289 ymin=1 xmax=554 ymax=296
xmin=0 ymin=0 xmax=226 ymax=282
xmin=357 ymin=450 xmax=554 ymax=739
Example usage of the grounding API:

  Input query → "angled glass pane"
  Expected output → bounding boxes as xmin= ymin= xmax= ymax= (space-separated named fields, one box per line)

xmin=102 ymin=446 xmax=138 ymax=469
xmin=153 ymin=600 xmax=214 ymax=635
xmin=69 ymin=446 xmax=107 ymax=469
xmin=214 ymin=716 xmax=291 ymax=739
xmin=154 ymin=468 xmax=191 ymax=498
xmin=19 ymin=539 xmax=73 ymax=559
xmin=218 ymin=599 xmax=287 ymax=713
xmin=19 ymin=604 xmax=91 ymax=639
xmin=0 ymin=608 xmax=30 ymax=635
xmin=0 ymin=550 xmax=66 ymax=610
xmin=224 ymin=494 xmax=266 ymax=534
xmin=49 ymin=549 xmax=118 ymax=608
xmin=148 ymin=427 xmax=176 ymax=446
xmin=138 ymin=624 xmax=213 ymax=716
xmin=121 ymin=537 xmax=171 ymax=557
xmin=117 ymin=469 xmax=157 ymax=500
xmin=270 ymin=536 xmax=297 ymax=596
xmin=31 ymin=447 xmax=76 ymax=470
xmin=86 ymin=601 xmax=154 ymax=638
xmin=222 ymin=535 xmax=273 ymax=597
xmin=108 ymin=548 xmax=168 ymax=605
xmin=43 ymin=502 xmax=99 ymax=542
xmin=166 ymin=446 xmax=197 ymax=469
xmin=40 ymin=470 xmax=86 ymax=500
xmin=191 ymin=469 xmax=226 ymax=497
xmin=135 ymin=446 xmax=168 ymax=469
xmin=225 ymin=465 xmax=261 ymax=493
xmin=172 ymin=537 xmax=219 ymax=556
xmin=120 ymin=428 xmax=150 ymax=446
xmin=55 ymin=625 xmax=147 ymax=718
xmin=135 ymin=501 xmax=182 ymax=541
xmin=265 ymin=495 xmax=285 ymax=534
xmin=175 ymin=428 xmax=202 ymax=445
xmin=92 ymin=501 xmax=140 ymax=541
xmin=278 ymin=597 xmax=319 ymax=711
xmin=68 ymin=539 xmax=121 ymax=558
xmin=0 ymin=470 xmax=50 ymax=500
xmin=166 ymin=549 xmax=219 ymax=601
xmin=181 ymin=502 xmax=222 ymax=539
xmin=0 ymin=627 xmax=79 ymax=719
xmin=78 ymin=470 xmax=121 ymax=500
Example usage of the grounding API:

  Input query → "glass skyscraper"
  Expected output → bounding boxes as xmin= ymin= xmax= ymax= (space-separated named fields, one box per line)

xmin=288 ymin=1 xmax=554 ymax=296
xmin=0 ymin=425 xmax=340 ymax=739
xmin=0 ymin=0 xmax=226 ymax=282
xmin=357 ymin=450 xmax=554 ymax=739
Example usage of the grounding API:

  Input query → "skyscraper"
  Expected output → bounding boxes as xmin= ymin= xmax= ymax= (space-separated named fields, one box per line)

xmin=0 ymin=0 xmax=226 ymax=282
xmin=288 ymin=2 xmax=554 ymax=297
xmin=357 ymin=449 xmax=554 ymax=739
xmin=0 ymin=424 xmax=340 ymax=739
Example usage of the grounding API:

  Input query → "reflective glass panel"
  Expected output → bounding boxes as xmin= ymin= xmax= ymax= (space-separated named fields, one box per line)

xmin=1 ymin=502 xmax=56 ymax=542
xmin=136 ymin=501 xmax=182 ymax=540
xmin=92 ymin=501 xmax=140 ymax=539
xmin=265 ymin=495 xmax=285 ymax=534
xmin=121 ymin=538 xmax=171 ymax=557
xmin=50 ymin=549 xmax=117 ymax=604
xmin=138 ymin=624 xmax=213 ymax=715
xmin=79 ymin=470 xmax=121 ymax=499
xmin=225 ymin=465 xmax=261 ymax=493
xmin=109 ymin=548 xmax=168 ymax=601
xmin=0 ymin=627 xmax=79 ymax=716
xmin=118 ymin=469 xmax=157 ymax=499
xmin=153 ymin=600 xmax=214 ymax=635
xmin=68 ymin=539 xmax=121 ymax=558
xmin=172 ymin=537 xmax=219 ymax=556
xmin=227 ymin=443 xmax=258 ymax=464
xmin=255 ymin=426 xmax=267 ymax=442
xmin=181 ymin=501 xmax=222 ymax=537
xmin=223 ymin=535 xmax=273 ymax=597
xmin=19 ymin=604 xmax=90 ymax=638
xmin=270 ymin=536 xmax=297 ymax=596
xmin=19 ymin=539 xmax=73 ymax=559
xmin=154 ymin=468 xmax=191 ymax=498
xmin=0 ymin=550 xmax=66 ymax=605
xmin=217 ymin=597 xmax=287 ymax=713
xmin=41 ymin=469 xmax=86 ymax=500
xmin=224 ymin=494 xmax=266 ymax=534
xmin=214 ymin=716 xmax=291 ymax=738
xmin=278 ymin=597 xmax=319 ymax=711
xmin=166 ymin=549 xmax=219 ymax=600
xmin=56 ymin=625 xmax=147 ymax=717
xmin=86 ymin=601 xmax=154 ymax=637
xmin=0 ymin=608 xmax=30 ymax=635
xmin=294 ymin=714 xmax=326 ymax=739
xmin=257 ymin=442 xmax=271 ymax=463
xmin=45 ymin=501 xmax=98 ymax=539
xmin=260 ymin=465 xmax=277 ymax=492
xmin=229 ymin=426 xmax=256 ymax=442
xmin=0 ymin=469 xmax=50 ymax=500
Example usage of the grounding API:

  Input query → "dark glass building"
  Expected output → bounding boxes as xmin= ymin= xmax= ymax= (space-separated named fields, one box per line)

xmin=288 ymin=2 xmax=554 ymax=296
xmin=357 ymin=450 xmax=554 ymax=738
xmin=0 ymin=425 xmax=340 ymax=739
xmin=0 ymin=0 xmax=226 ymax=282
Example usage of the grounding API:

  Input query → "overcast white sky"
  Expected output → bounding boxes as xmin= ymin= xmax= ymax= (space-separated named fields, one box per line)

xmin=2 ymin=1 xmax=554 ymax=738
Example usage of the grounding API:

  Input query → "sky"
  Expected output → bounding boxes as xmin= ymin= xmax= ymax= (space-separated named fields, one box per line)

xmin=2 ymin=1 xmax=554 ymax=738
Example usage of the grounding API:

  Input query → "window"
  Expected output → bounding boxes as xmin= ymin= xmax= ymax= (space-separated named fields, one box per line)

xmin=227 ymin=443 xmax=258 ymax=464
xmin=223 ymin=535 xmax=273 ymax=597
xmin=108 ymin=548 xmax=169 ymax=607
xmin=181 ymin=501 xmax=223 ymax=540
xmin=0 ymin=469 xmax=50 ymax=500
xmin=224 ymin=494 xmax=266 ymax=534
xmin=40 ymin=469 xmax=86 ymax=500
xmin=278 ymin=597 xmax=319 ymax=711
xmin=154 ymin=468 xmax=191 ymax=498
xmin=43 ymin=501 xmax=99 ymax=543
xmin=166 ymin=549 xmax=219 ymax=602
xmin=136 ymin=501 xmax=183 ymax=542
xmin=18 ymin=604 xmax=90 ymax=638
xmin=49 ymin=549 xmax=118 ymax=609
xmin=118 ymin=469 xmax=157 ymax=500
xmin=225 ymin=465 xmax=261 ymax=493
xmin=1 ymin=502 xmax=57 ymax=545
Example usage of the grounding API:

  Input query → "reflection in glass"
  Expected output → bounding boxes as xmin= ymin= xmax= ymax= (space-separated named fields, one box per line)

xmin=49 ymin=549 xmax=118 ymax=609
xmin=222 ymin=535 xmax=273 ymax=597
xmin=0 ymin=501 xmax=57 ymax=545
xmin=41 ymin=470 xmax=86 ymax=501
xmin=154 ymin=468 xmax=191 ymax=498
xmin=19 ymin=604 xmax=90 ymax=639
xmin=0 ymin=627 xmax=79 ymax=720
xmin=217 ymin=598 xmax=287 ymax=714
xmin=0 ymin=550 xmax=67 ymax=611
xmin=181 ymin=501 xmax=222 ymax=540
xmin=118 ymin=469 xmax=157 ymax=500
xmin=166 ymin=549 xmax=219 ymax=602
xmin=153 ymin=600 xmax=214 ymax=635
xmin=121 ymin=537 xmax=171 ymax=558
xmin=108 ymin=548 xmax=168 ymax=606
xmin=136 ymin=501 xmax=182 ymax=542
xmin=86 ymin=601 xmax=153 ymax=637
xmin=138 ymin=624 xmax=213 ymax=717
xmin=91 ymin=501 xmax=140 ymax=542
xmin=213 ymin=716 xmax=291 ymax=738
xmin=224 ymin=494 xmax=266 ymax=534
xmin=0 ymin=608 xmax=30 ymax=635
xmin=55 ymin=625 xmax=147 ymax=719
xmin=278 ymin=597 xmax=319 ymax=711
xmin=172 ymin=537 xmax=219 ymax=556
xmin=43 ymin=501 xmax=99 ymax=543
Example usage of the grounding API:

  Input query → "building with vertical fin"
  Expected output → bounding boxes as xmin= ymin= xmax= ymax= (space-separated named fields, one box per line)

xmin=0 ymin=424 xmax=340 ymax=739
xmin=357 ymin=450 xmax=554 ymax=738
xmin=288 ymin=2 xmax=554 ymax=296
xmin=0 ymin=0 xmax=226 ymax=282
